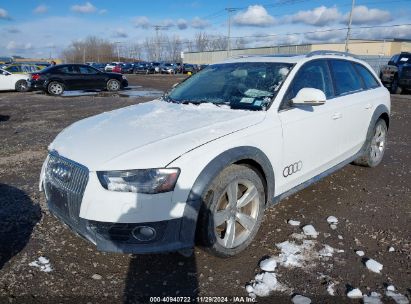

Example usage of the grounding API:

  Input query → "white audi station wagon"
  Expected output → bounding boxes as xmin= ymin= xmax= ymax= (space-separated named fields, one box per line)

xmin=40 ymin=51 xmax=390 ymax=257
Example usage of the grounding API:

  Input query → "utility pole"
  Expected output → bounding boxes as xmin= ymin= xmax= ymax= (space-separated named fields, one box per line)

xmin=345 ymin=0 xmax=355 ymax=52
xmin=225 ymin=8 xmax=236 ymax=58
xmin=152 ymin=25 xmax=168 ymax=62
xmin=83 ymin=47 xmax=86 ymax=63
xmin=115 ymin=41 xmax=121 ymax=62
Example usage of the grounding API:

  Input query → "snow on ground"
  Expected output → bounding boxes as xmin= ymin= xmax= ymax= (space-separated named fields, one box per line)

xmin=386 ymin=290 xmax=410 ymax=304
xmin=246 ymin=272 xmax=286 ymax=297
xmin=347 ymin=288 xmax=363 ymax=298
xmin=363 ymin=292 xmax=383 ymax=304
xmin=326 ymin=282 xmax=336 ymax=296
xmin=356 ymin=250 xmax=365 ymax=257
xmin=365 ymin=259 xmax=383 ymax=274
xmin=388 ymin=246 xmax=395 ymax=252
xmin=259 ymin=257 xmax=277 ymax=272
xmin=288 ymin=219 xmax=301 ymax=226
xmin=302 ymin=225 xmax=318 ymax=238
xmin=29 ymin=256 xmax=53 ymax=272
xmin=326 ymin=216 xmax=338 ymax=224
xmin=291 ymin=294 xmax=312 ymax=304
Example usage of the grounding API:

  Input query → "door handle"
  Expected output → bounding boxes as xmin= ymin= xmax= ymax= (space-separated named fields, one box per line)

xmin=365 ymin=103 xmax=372 ymax=109
xmin=332 ymin=113 xmax=342 ymax=120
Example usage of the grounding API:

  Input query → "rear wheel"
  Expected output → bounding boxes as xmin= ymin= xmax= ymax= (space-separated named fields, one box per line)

xmin=15 ymin=80 xmax=29 ymax=92
xmin=47 ymin=81 xmax=64 ymax=96
xmin=354 ymin=119 xmax=387 ymax=167
xmin=107 ymin=79 xmax=121 ymax=92
xmin=197 ymin=164 xmax=265 ymax=257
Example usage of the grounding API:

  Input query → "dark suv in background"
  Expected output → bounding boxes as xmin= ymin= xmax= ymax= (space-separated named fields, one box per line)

xmin=29 ymin=64 xmax=128 ymax=96
xmin=380 ymin=52 xmax=411 ymax=94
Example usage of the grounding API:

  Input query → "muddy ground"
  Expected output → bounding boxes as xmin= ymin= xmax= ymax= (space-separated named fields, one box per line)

xmin=0 ymin=74 xmax=410 ymax=304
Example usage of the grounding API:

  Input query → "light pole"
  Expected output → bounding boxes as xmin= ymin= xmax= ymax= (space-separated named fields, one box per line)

xmin=345 ymin=0 xmax=355 ymax=52
xmin=225 ymin=8 xmax=237 ymax=58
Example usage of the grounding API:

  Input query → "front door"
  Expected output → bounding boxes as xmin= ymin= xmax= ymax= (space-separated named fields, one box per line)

xmin=278 ymin=59 xmax=343 ymax=193
xmin=0 ymin=71 xmax=13 ymax=90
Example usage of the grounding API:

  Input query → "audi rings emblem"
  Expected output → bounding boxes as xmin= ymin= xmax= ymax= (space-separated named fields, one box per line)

xmin=283 ymin=161 xmax=303 ymax=177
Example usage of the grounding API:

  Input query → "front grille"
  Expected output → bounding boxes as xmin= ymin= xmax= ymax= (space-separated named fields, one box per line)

xmin=44 ymin=152 xmax=89 ymax=224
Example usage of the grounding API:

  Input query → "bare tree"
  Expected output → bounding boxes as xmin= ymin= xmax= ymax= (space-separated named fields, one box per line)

xmin=61 ymin=36 xmax=116 ymax=63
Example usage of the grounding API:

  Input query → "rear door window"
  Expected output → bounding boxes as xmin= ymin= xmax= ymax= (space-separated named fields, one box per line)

xmin=57 ymin=66 xmax=79 ymax=74
xmin=79 ymin=66 xmax=98 ymax=74
xmin=329 ymin=60 xmax=362 ymax=96
xmin=353 ymin=63 xmax=379 ymax=89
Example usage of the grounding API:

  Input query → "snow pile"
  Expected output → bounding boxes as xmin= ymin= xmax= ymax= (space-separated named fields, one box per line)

xmin=302 ymin=225 xmax=318 ymax=238
xmin=327 ymin=282 xmax=336 ymax=296
xmin=29 ymin=256 xmax=53 ymax=273
xmin=246 ymin=272 xmax=285 ymax=298
xmin=386 ymin=290 xmax=409 ymax=304
xmin=347 ymin=288 xmax=363 ymax=299
xmin=319 ymin=245 xmax=338 ymax=257
xmin=326 ymin=216 xmax=338 ymax=224
xmin=291 ymin=294 xmax=312 ymax=304
xmin=356 ymin=250 xmax=365 ymax=257
xmin=275 ymin=240 xmax=317 ymax=267
xmin=288 ymin=219 xmax=301 ymax=226
xmin=388 ymin=246 xmax=395 ymax=252
xmin=259 ymin=257 xmax=277 ymax=272
xmin=363 ymin=292 xmax=383 ymax=304
xmin=365 ymin=259 xmax=383 ymax=274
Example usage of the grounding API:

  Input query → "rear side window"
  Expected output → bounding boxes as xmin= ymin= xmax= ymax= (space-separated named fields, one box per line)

xmin=329 ymin=60 xmax=362 ymax=96
xmin=353 ymin=63 xmax=379 ymax=89
xmin=57 ymin=66 xmax=78 ymax=74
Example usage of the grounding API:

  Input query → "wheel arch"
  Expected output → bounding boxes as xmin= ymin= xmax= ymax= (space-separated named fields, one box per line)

xmin=178 ymin=146 xmax=275 ymax=246
xmin=360 ymin=104 xmax=390 ymax=155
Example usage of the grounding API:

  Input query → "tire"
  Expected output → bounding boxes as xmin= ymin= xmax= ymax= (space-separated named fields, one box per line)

xmin=196 ymin=164 xmax=266 ymax=257
xmin=15 ymin=80 xmax=29 ymax=92
xmin=391 ymin=76 xmax=402 ymax=94
xmin=47 ymin=81 xmax=64 ymax=96
xmin=107 ymin=79 xmax=121 ymax=92
xmin=353 ymin=119 xmax=387 ymax=167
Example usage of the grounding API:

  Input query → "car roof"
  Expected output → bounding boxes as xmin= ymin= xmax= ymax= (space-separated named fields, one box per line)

xmin=220 ymin=51 xmax=364 ymax=65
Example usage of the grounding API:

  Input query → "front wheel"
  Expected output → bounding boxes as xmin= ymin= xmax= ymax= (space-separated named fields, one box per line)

xmin=391 ymin=77 xmax=402 ymax=94
xmin=107 ymin=79 xmax=121 ymax=92
xmin=354 ymin=119 xmax=387 ymax=167
xmin=47 ymin=81 xmax=64 ymax=96
xmin=15 ymin=80 xmax=29 ymax=92
xmin=197 ymin=164 xmax=265 ymax=257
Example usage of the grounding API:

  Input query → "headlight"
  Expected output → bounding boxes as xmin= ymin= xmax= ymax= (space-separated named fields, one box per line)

xmin=97 ymin=168 xmax=180 ymax=194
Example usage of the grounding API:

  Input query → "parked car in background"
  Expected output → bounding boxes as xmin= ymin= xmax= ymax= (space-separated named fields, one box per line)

xmin=90 ymin=63 xmax=106 ymax=72
xmin=4 ymin=64 xmax=42 ymax=74
xmin=183 ymin=63 xmax=196 ymax=74
xmin=133 ymin=62 xmax=151 ymax=74
xmin=112 ymin=64 xmax=122 ymax=74
xmin=121 ymin=63 xmax=134 ymax=74
xmin=39 ymin=52 xmax=390 ymax=257
xmin=105 ymin=62 xmax=122 ymax=72
xmin=29 ymin=64 xmax=128 ymax=96
xmin=160 ymin=63 xmax=176 ymax=74
xmin=150 ymin=62 xmax=161 ymax=73
xmin=0 ymin=68 xmax=30 ymax=92
xmin=380 ymin=52 xmax=411 ymax=94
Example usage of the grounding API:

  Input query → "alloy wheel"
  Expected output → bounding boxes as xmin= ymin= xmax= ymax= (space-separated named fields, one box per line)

xmin=213 ymin=179 xmax=260 ymax=249
xmin=370 ymin=123 xmax=386 ymax=163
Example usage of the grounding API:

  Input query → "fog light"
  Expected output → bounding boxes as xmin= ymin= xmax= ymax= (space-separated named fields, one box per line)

xmin=132 ymin=226 xmax=156 ymax=241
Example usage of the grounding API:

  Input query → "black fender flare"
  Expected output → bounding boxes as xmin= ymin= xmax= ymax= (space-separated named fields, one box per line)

xmin=360 ymin=104 xmax=390 ymax=155
xmin=178 ymin=146 xmax=275 ymax=246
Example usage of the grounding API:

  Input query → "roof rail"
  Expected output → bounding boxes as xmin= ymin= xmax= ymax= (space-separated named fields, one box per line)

xmin=306 ymin=50 xmax=358 ymax=59
xmin=227 ymin=53 xmax=302 ymax=60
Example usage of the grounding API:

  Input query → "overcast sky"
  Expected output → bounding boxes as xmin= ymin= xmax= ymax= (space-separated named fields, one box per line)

xmin=1 ymin=0 xmax=410 ymax=58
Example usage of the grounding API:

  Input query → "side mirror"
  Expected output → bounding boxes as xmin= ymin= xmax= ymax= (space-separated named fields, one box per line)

xmin=291 ymin=88 xmax=326 ymax=106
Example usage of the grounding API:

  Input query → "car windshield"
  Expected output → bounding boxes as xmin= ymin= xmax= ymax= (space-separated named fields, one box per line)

xmin=167 ymin=62 xmax=293 ymax=110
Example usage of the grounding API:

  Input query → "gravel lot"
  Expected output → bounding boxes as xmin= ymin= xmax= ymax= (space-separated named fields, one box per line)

xmin=0 ymin=75 xmax=410 ymax=304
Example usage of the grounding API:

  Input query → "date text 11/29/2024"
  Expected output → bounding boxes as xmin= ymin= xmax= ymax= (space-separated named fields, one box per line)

xmin=149 ymin=296 xmax=256 ymax=303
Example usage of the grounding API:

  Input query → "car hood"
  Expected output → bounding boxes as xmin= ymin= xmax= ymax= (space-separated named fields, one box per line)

xmin=49 ymin=100 xmax=266 ymax=170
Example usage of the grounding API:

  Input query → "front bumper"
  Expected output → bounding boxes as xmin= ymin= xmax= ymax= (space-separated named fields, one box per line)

xmin=43 ymin=152 xmax=191 ymax=254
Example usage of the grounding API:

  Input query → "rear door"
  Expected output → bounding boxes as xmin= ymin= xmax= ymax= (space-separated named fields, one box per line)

xmin=329 ymin=60 xmax=381 ymax=157
xmin=278 ymin=59 xmax=343 ymax=191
